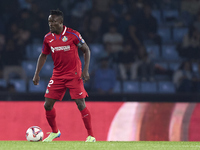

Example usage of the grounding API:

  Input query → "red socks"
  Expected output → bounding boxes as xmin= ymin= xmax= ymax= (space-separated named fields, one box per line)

xmin=80 ymin=107 xmax=94 ymax=137
xmin=46 ymin=107 xmax=58 ymax=133
xmin=45 ymin=107 xmax=94 ymax=137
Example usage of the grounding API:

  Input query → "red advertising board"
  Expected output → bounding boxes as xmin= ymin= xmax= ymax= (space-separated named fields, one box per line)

xmin=0 ymin=101 xmax=200 ymax=141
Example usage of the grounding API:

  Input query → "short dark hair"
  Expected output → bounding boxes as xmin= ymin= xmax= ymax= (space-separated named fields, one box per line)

xmin=50 ymin=9 xmax=64 ymax=19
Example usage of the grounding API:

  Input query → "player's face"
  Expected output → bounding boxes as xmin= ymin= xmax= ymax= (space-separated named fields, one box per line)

xmin=48 ymin=15 xmax=63 ymax=34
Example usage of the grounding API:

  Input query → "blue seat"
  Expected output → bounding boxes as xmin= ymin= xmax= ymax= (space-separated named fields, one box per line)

xmin=152 ymin=10 xmax=162 ymax=25
xmin=32 ymin=43 xmax=43 ymax=59
xmin=158 ymin=81 xmax=175 ymax=93
xmin=22 ymin=61 xmax=36 ymax=77
xmin=145 ymin=45 xmax=160 ymax=60
xmin=192 ymin=63 xmax=198 ymax=72
xmin=113 ymin=81 xmax=121 ymax=93
xmin=163 ymin=10 xmax=179 ymax=23
xmin=161 ymin=45 xmax=180 ymax=60
xmin=25 ymin=43 xmax=42 ymax=60
xmin=89 ymin=44 xmax=106 ymax=59
xmin=28 ymin=80 xmax=46 ymax=92
xmin=0 ymin=79 xmax=7 ymax=88
xmin=141 ymin=82 xmax=157 ymax=93
xmin=25 ymin=44 xmax=32 ymax=59
xmin=157 ymin=27 xmax=171 ymax=43
xmin=84 ymin=81 xmax=90 ymax=89
xmin=9 ymin=79 xmax=26 ymax=92
xmin=173 ymin=27 xmax=188 ymax=42
xmin=123 ymin=81 xmax=140 ymax=93
xmin=168 ymin=62 xmax=181 ymax=71
xmin=80 ymin=56 xmax=97 ymax=73
xmin=40 ymin=61 xmax=54 ymax=77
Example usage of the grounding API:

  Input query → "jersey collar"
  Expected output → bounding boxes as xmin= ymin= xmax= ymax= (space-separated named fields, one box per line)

xmin=61 ymin=26 xmax=67 ymax=35
xmin=52 ymin=26 xmax=67 ymax=37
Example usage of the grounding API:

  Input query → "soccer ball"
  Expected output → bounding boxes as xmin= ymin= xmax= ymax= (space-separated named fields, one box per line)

xmin=26 ymin=126 xmax=44 ymax=142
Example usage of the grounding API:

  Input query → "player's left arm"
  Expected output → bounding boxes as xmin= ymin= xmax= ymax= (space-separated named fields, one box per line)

xmin=80 ymin=43 xmax=90 ymax=82
xmin=73 ymin=30 xmax=90 ymax=82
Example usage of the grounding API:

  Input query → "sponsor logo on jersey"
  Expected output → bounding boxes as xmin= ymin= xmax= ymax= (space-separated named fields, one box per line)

xmin=50 ymin=46 xmax=70 ymax=53
xmin=62 ymin=36 xmax=68 ymax=42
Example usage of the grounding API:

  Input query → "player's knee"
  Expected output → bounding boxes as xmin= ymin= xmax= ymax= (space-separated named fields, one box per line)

xmin=44 ymin=102 xmax=53 ymax=110
xmin=75 ymin=99 xmax=86 ymax=111
xmin=44 ymin=98 xmax=56 ymax=110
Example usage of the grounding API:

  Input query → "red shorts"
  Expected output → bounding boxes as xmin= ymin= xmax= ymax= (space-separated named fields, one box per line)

xmin=44 ymin=77 xmax=88 ymax=100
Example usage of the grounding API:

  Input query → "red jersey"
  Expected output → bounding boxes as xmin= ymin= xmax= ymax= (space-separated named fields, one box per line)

xmin=42 ymin=26 xmax=85 ymax=79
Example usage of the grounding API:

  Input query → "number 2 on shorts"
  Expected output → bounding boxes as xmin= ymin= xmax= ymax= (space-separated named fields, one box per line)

xmin=48 ymin=80 xmax=54 ymax=87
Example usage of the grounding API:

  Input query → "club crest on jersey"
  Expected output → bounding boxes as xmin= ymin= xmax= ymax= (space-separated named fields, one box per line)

xmin=46 ymin=89 xmax=49 ymax=94
xmin=62 ymin=36 xmax=68 ymax=42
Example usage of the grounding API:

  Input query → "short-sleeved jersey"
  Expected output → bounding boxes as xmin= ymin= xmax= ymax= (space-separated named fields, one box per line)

xmin=42 ymin=26 xmax=85 ymax=79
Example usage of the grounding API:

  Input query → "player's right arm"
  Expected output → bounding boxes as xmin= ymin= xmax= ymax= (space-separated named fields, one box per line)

xmin=33 ymin=36 xmax=50 ymax=85
xmin=33 ymin=53 xmax=47 ymax=85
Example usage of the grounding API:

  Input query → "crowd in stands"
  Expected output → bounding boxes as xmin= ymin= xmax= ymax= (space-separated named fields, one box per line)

xmin=1 ymin=0 xmax=200 ymax=94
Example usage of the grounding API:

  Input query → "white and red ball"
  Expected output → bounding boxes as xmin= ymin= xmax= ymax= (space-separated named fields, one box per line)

xmin=26 ymin=126 xmax=44 ymax=142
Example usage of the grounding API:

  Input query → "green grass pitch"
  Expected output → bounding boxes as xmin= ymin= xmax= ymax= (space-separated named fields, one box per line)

xmin=1 ymin=141 xmax=200 ymax=150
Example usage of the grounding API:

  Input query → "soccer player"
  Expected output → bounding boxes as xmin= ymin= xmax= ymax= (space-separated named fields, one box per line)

xmin=32 ymin=9 xmax=95 ymax=142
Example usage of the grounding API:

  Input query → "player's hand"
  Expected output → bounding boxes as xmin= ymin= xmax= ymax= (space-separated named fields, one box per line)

xmin=81 ymin=69 xmax=90 ymax=83
xmin=33 ymin=74 xmax=40 ymax=85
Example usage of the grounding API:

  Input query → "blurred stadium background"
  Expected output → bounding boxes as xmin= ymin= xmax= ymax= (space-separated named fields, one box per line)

xmin=1 ymin=0 xmax=200 ymax=141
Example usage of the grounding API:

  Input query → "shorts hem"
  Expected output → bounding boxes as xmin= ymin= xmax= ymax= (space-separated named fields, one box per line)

xmin=71 ymin=94 xmax=88 ymax=100
xmin=44 ymin=95 xmax=62 ymax=101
